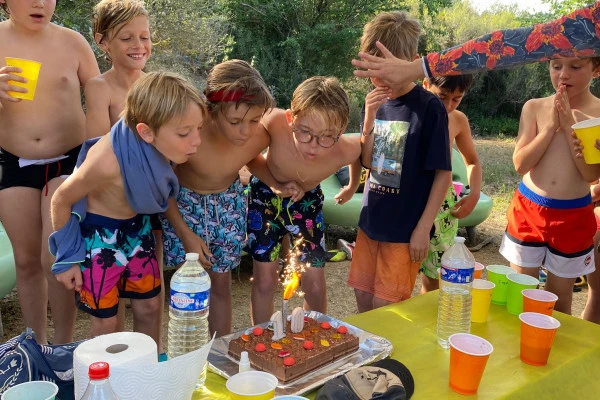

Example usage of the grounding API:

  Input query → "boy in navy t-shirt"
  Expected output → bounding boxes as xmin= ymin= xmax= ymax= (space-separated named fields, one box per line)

xmin=348 ymin=11 xmax=452 ymax=312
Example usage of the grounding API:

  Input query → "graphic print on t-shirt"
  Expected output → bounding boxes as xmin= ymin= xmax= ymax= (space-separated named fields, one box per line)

xmin=370 ymin=119 xmax=409 ymax=188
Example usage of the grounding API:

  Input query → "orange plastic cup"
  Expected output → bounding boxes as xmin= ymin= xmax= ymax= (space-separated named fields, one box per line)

xmin=519 ymin=312 xmax=561 ymax=366
xmin=522 ymin=289 xmax=558 ymax=316
xmin=448 ymin=333 xmax=494 ymax=395
xmin=474 ymin=262 xmax=485 ymax=279
xmin=5 ymin=57 xmax=42 ymax=100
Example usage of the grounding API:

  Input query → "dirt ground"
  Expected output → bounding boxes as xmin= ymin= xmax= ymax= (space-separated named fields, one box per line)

xmin=0 ymin=224 xmax=589 ymax=345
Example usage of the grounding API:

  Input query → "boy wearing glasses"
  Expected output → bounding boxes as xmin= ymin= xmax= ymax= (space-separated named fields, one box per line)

xmin=247 ymin=76 xmax=361 ymax=324
xmin=348 ymin=11 xmax=451 ymax=312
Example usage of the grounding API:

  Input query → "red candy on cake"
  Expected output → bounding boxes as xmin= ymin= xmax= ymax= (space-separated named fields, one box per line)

xmin=283 ymin=357 xmax=296 ymax=366
xmin=320 ymin=322 xmax=331 ymax=330
xmin=337 ymin=325 xmax=348 ymax=334
xmin=253 ymin=327 xmax=264 ymax=336
xmin=255 ymin=343 xmax=267 ymax=352
xmin=303 ymin=340 xmax=314 ymax=350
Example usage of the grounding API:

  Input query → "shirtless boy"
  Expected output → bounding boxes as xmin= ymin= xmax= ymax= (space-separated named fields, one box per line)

xmin=0 ymin=0 xmax=99 ymax=343
xmin=500 ymin=57 xmax=600 ymax=314
xmin=247 ymin=76 xmax=361 ymax=324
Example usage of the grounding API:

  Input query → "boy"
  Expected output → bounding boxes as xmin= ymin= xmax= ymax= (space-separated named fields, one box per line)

xmin=247 ymin=76 xmax=361 ymax=324
xmin=500 ymin=57 xmax=600 ymax=314
xmin=420 ymin=75 xmax=482 ymax=293
xmin=0 ymin=0 xmax=100 ymax=343
xmin=348 ymin=11 xmax=452 ymax=312
xmin=161 ymin=60 xmax=301 ymax=337
xmin=50 ymin=72 xmax=204 ymax=343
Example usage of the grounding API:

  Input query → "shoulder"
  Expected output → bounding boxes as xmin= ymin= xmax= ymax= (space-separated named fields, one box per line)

xmin=85 ymin=75 xmax=111 ymax=93
xmin=54 ymin=24 xmax=93 ymax=51
xmin=522 ymin=97 xmax=550 ymax=114
xmin=336 ymin=134 xmax=361 ymax=161
xmin=450 ymin=110 xmax=469 ymax=129
xmin=261 ymin=108 xmax=288 ymax=135
xmin=412 ymin=86 xmax=447 ymax=115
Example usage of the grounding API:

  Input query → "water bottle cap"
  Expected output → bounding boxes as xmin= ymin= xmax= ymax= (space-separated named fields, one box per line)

xmin=88 ymin=361 xmax=110 ymax=380
xmin=185 ymin=253 xmax=200 ymax=261
xmin=454 ymin=236 xmax=466 ymax=244
xmin=240 ymin=351 xmax=249 ymax=363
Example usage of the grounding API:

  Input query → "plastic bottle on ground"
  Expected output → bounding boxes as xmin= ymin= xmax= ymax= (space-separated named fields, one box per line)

xmin=437 ymin=236 xmax=475 ymax=349
xmin=168 ymin=252 xmax=211 ymax=387
xmin=81 ymin=362 xmax=120 ymax=400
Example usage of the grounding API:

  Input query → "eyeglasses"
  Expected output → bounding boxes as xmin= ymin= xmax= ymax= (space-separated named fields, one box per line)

xmin=292 ymin=124 xmax=339 ymax=148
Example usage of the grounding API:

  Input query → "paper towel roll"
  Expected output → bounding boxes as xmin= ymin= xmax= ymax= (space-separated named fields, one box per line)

xmin=74 ymin=332 xmax=157 ymax=400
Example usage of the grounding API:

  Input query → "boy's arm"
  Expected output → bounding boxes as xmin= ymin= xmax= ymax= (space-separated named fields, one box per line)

xmin=411 ymin=169 xmax=452 ymax=263
xmin=451 ymin=114 xmax=482 ymax=218
xmin=513 ymin=100 xmax=557 ymax=175
xmin=360 ymin=87 xmax=392 ymax=168
xmin=591 ymin=183 xmax=600 ymax=202
xmin=73 ymin=31 xmax=101 ymax=87
xmin=246 ymin=153 xmax=304 ymax=202
xmin=555 ymin=86 xmax=600 ymax=182
xmin=84 ymin=79 xmax=112 ymax=139
xmin=334 ymin=157 xmax=362 ymax=205
xmin=163 ymin=197 xmax=213 ymax=267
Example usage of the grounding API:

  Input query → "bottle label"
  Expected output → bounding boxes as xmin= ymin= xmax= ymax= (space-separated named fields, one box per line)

xmin=170 ymin=289 xmax=210 ymax=311
xmin=440 ymin=264 xmax=474 ymax=284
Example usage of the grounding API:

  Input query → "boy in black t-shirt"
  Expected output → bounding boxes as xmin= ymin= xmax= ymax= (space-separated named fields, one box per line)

xmin=348 ymin=11 xmax=452 ymax=312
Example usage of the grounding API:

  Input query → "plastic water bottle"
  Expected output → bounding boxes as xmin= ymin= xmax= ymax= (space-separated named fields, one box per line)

xmin=168 ymin=252 xmax=211 ymax=387
xmin=81 ymin=362 xmax=119 ymax=400
xmin=437 ymin=236 xmax=475 ymax=349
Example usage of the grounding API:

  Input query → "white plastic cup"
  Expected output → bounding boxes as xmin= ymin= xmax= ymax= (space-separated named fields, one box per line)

xmin=2 ymin=381 xmax=58 ymax=400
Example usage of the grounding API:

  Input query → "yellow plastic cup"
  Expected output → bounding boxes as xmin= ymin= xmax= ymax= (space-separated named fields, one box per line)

xmin=5 ymin=57 xmax=42 ymax=101
xmin=471 ymin=279 xmax=495 ymax=323
xmin=573 ymin=118 xmax=600 ymax=164
xmin=226 ymin=371 xmax=278 ymax=400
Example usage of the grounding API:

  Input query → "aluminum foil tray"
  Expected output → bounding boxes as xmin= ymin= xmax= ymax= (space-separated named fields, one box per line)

xmin=207 ymin=310 xmax=393 ymax=396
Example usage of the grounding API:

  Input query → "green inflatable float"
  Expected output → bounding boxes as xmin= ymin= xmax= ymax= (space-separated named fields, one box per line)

xmin=321 ymin=145 xmax=493 ymax=242
xmin=0 ymin=221 xmax=16 ymax=336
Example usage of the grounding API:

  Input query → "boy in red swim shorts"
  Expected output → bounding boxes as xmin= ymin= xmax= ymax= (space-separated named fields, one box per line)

xmin=499 ymin=56 xmax=600 ymax=314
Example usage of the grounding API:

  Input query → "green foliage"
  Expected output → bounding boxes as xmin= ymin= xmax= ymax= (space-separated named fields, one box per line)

xmin=224 ymin=0 xmax=450 ymax=106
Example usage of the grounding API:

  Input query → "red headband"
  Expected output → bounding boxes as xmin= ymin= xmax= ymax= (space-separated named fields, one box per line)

xmin=205 ymin=89 xmax=252 ymax=103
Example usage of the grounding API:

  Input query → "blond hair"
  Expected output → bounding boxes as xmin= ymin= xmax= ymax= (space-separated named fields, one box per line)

xmin=93 ymin=0 xmax=149 ymax=61
xmin=205 ymin=59 xmax=274 ymax=115
xmin=290 ymin=76 xmax=349 ymax=134
xmin=361 ymin=11 xmax=421 ymax=61
xmin=123 ymin=71 xmax=206 ymax=135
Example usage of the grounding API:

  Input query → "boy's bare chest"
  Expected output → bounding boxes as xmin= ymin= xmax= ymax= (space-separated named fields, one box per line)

xmin=192 ymin=142 xmax=262 ymax=178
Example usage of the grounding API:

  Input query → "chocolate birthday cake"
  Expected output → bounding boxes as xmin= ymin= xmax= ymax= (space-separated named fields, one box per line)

xmin=228 ymin=318 xmax=359 ymax=382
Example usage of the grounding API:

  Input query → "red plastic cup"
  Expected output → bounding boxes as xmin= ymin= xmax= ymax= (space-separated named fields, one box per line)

xmin=519 ymin=312 xmax=561 ymax=366
xmin=522 ymin=289 xmax=558 ymax=316
xmin=474 ymin=262 xmax=485 ymax=279
xmin=448 ymin=333 xmax=494 ymax=395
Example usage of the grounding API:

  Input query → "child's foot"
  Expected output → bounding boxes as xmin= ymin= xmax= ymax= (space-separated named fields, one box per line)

xmin=337 ymin=239 xmax=355 ymax=260
xmin=325 ymin=249 xmax=347 ymax=262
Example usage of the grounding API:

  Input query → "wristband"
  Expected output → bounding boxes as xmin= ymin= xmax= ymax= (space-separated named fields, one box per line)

xmin=362 ymin=126 xmax=374 ymax=137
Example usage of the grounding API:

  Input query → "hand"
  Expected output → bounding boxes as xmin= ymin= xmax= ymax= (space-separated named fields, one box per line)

xmin=272 ymin=181 xmax=304 ymax=203
xmin=409 ymin=226 xmax=430 ymax=264
xmin=450 ymin=193 xmax=479 ymax=219
xmin=352 ymin=41 xmax=424 ymax=88
xmin=55 ymin=265 xmax=82 ymax=292
xmin=554 ymin=85 xmax=576 ymax=134
xmin=573 ymin=135 xmax=585 ymax=158
xmin=595 ymin=139 xmax=600 ymax=151
xmin=0 ymin=66 xmax=27 ymax=103
xmin=364 ymin=86 xmax=392 ymax=121
xmin=182 ymin=234 xmax=214 ymax=268
xmin=334 ymin=185 xmax=356 ymax=205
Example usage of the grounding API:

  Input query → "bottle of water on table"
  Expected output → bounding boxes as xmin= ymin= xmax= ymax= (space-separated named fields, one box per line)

xmin=437 ymin=236 xmax=475 ymax=349
xmin=168 ymin=252 xmax=211 ymax=387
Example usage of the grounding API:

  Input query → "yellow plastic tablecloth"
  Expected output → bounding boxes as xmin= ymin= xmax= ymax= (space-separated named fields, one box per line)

xmin=194 ymin=290 xmax=600 ymax=399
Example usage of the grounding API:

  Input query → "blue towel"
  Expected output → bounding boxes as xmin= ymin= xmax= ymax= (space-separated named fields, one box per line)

xmin=49 ymin=119 xmax=179 ymax=274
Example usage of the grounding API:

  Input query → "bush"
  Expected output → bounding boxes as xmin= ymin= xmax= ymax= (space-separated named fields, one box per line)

xmin=469 ymin=115 xmax=519 ymax=137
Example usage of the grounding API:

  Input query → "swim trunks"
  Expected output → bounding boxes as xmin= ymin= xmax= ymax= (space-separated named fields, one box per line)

xmin=420 ymin=185 xmax=458 ymax=279
xmin=76 ymin=213 xmax=161 ymax=318
xmin=499 ymin=182 xmax=595 ymax=278
xmin=161 ymin=180 xmax=247 ymax=272
xmin=0 ymin=145 xmax=82 ymax=195
xmin=246 ymin=178 xmax=327 ymax=267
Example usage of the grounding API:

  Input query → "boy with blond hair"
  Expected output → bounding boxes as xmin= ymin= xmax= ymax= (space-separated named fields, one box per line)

xmin=0 ymin=0 xmax=100 ymax=343
xmin=50 ymin=72 xmax=204 ymax=343
xmin=161 ymin=60 xmax=301 ymax=337
xmin=247 ymin=76 xmax=361 ymax=324
xmin=348 ymin=11 xmax=452 ymax=312
xmin=500 ymin=57 xmax=600 ymax=314
xmin=420 ymin=74 xmax=482 ymax=293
